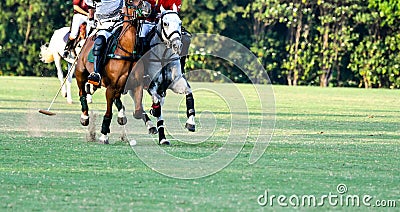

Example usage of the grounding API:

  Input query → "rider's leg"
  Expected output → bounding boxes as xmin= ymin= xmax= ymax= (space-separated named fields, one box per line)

xmin=138 ymin=22 xmax=154 ymax=55
xmin=64 ymin=14 xmax=87 ymax=57
xmin=88 ymin=35 xmax=106 ymax=87
xmin=63 ymin=38 xmax=75 ymax=58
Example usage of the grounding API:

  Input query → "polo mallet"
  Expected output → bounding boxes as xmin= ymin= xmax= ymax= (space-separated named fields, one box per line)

xmin=38 ymin=56 xmax=79 ymax=116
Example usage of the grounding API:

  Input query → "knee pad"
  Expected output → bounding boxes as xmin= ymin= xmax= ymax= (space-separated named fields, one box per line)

xmin=93 ymin=35 xmax=106 ymax=56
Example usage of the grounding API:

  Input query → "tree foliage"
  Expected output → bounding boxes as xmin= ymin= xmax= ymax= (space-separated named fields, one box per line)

xmin=0 ymin=0 xmax=399 ymax=88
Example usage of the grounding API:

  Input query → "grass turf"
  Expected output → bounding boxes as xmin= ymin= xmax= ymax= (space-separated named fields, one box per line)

xmin=0 ymin=76 xmax=399 ymax=210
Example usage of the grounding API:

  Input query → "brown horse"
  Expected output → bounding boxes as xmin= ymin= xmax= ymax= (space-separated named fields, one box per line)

xmin=74 ymin=0 xmax=144 ymax=144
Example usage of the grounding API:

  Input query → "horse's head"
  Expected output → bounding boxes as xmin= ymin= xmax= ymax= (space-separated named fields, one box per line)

xmin=158 ymin=4 xmax=182 ymax=55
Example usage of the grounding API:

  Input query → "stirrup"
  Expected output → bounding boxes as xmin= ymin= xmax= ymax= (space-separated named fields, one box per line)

xmin=63 ymin=50 xmax=69 ymax=58
xmin=88 ymin=73 xmax=101 ymax=87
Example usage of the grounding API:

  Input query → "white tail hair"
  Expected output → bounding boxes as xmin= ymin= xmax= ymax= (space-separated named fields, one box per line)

xmin=40 ymin=43 xmax=54 ymax=63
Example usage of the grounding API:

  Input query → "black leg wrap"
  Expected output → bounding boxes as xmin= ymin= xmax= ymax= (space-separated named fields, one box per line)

xmin=186 ymin=93 xmax=195 ymax=117
xmin=80 ymin=95 xmax=88 ymax=112
xmin=114 ymin=98 xmax=123 ymax=111
xmin=150 ymin=102 xmax=161 ymax=118
xmin=157 ymin=120 xmax=164 ymax=127
xmin=101 ymin=116 xmax=112 ymax=135
xmin=143 ymin=113 xmax=151 ymax=123
xmin=157 ymin=120 xmax=168 ymax=144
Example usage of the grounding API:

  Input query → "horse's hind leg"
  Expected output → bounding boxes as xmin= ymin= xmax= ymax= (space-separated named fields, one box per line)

xmin=114 ymin=97 xmax=127 ymax=125
xmin=54 ymin=54 xmax=67 ymax=98
xmin=66 ymin=63 xmax=74 ymax=104
xmin=150 ymin=96 xmax=169 ymax=145
xmin=143 ymin=112 xmax=157 ymax=134
xmin=157 ymin=117 xmax=169 ymax=145
xmin=170 ymin=78 xmax=196 ymax=132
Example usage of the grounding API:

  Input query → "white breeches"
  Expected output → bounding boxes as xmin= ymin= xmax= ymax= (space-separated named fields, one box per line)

xmin=96 ymin=21 xmax=117 ymax=40
xmin=70 ymin=13 xmax=87 ymax=39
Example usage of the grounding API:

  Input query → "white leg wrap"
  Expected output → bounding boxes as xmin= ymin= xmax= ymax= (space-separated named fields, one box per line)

xmin=86 ymin=94 xmax=93 ymax=103
xmin=186 ymin=115 xmax=195 ymax=125
xmin=118 ymin=107 xmax=126 ymax=118
xmin=99 ymin=134 xmax=109 ymax=144
xmin=81 ymin=114 xmax=89 ymax=120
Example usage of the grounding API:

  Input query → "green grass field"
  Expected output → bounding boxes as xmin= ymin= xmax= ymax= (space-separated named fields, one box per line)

xmin=0 ymin=76 xmax=399 ymax=211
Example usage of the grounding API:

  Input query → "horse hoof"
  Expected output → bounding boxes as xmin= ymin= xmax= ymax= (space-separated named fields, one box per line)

xmin=133 ymin=110 xmax=143 ymax=119
xmin=159 ymin=139 xmax=170 ymax=145
xmin=185 ymin=123 xmax=195 ymax=132
xmin=80 ymin=115 xmax=89 ymax=126
xmin=67 ymin=99 xmax=73 ymax=104
xmin=99 ymin=134 xmax=109 ymax=144
xmin=148 ymin=126 xmax=158 ymax=134
xmin=117 ymin=116 xmax=127 ymax=125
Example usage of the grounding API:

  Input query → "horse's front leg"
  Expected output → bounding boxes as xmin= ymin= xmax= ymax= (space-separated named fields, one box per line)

xmin=149 ymin=94 xmax=169 ymax=145
xmin=114 ymin=97 xmax=127 ymax=125
xmin=54 ymin=54 xmax=67 ymax=98
xmin=76 ymin=72 xmax=90 ymax=126
xmin=170 ymin=77 xmax=196 ymax=132
xmin=99 ymin=87 xmax=114 ymax=144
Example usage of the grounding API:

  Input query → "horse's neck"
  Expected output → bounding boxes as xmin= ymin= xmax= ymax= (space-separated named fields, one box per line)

xmin=117 ymin=22 xmax=136 ymax=53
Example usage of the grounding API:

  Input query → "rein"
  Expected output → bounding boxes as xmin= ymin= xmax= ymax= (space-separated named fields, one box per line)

xmin=106 ymin=0 xmax=143 ymax=62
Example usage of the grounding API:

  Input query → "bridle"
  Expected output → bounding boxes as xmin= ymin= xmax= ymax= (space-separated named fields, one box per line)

xmin=156 ymin=11 xmax=182 ymax=48
xmin=124 ymin=0 xmax=143 ymax=21
xmin=108 ymin=0 xmax=144 ymax=62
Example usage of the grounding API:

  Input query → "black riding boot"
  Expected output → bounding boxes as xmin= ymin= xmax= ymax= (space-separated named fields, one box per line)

xmin=88 ymin=35 xmax=105 ymax=87
xmin=63 ymin=38 xmax=75 ymax=58
xmin=137 ymin=37 xmax=150 ymax=56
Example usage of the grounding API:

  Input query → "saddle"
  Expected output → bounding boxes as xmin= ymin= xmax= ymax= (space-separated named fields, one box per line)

xmin=87 ymin=25 xmax=123 ymax=65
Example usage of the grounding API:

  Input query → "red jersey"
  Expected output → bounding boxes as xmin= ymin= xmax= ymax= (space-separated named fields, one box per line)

xmin=147 ymin=0 xmax=181 ymax=12
xmin=73 ymin=0 xmax=89 ymax=14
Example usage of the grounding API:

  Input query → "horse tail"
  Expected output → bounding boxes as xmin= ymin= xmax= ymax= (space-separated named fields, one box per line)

xmin=39 ymin=43 xmax=54 ymax=63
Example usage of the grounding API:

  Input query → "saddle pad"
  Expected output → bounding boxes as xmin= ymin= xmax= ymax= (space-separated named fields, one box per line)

xmin=88 ymin=48 xmax=95 ymax=63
